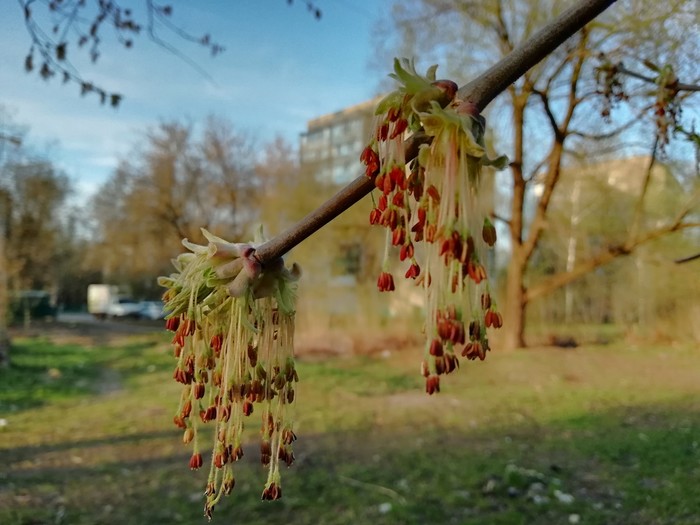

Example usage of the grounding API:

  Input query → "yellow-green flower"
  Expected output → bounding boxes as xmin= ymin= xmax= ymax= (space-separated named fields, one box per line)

xmin=159 ymin=229 xmax=300 ymax=518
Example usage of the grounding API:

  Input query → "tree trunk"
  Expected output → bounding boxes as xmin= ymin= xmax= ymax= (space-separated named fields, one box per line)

xmin=503 ymin=251 xmax=527 ymax=350
xmin=502 ymin=93 xmax=528 ymax=351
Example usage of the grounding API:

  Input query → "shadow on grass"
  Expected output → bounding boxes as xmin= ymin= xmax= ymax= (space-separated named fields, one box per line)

xmin=1 ymin=399 xmax=698 ymax=525
xmin=3 ymin=429 xmax=177 ymax=466
xmin=0 ymin=337 xmax=170 ymax=412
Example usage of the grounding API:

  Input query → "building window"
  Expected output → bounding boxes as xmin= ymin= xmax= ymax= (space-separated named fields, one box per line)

xmin=333 ymin=242 xmax=362 ymax=276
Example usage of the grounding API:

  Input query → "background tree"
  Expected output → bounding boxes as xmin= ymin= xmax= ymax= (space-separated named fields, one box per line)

xmin=376 ymin=0 xmax=700 ymax=348
xmin=0 ymin=111 xmax=84 ymax=364
xmin=3 ymin=160 xmax=72 ymax=292
xmin=87 ymin=116 xmax=260 ymax=297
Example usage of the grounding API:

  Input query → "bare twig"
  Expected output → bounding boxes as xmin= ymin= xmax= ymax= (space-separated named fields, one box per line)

xmin=617 ymin=65 xmax=700 ymax=92
xmin=254 ymin=0 xmax=618 ymax=265
xmin=675 ymin=252 xmax=700 ymax=264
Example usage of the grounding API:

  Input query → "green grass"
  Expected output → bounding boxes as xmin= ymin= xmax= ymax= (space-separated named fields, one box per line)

xmin=1 ymin=333 xmax=699 ymax=524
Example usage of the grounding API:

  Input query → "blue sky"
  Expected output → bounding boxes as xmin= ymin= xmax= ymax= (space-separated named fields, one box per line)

xmin=0 ymin=0 xmax=388 ymax=200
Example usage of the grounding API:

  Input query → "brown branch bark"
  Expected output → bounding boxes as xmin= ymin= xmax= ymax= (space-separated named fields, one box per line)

xmin=617 ymin=65 xmax=700 ymax=92
xmin=525 ymin=221 xmax=700 ymax=302
xmin=675 ymin=252 xmax=700 ymax=264
xmin=254 ymin=0 xmax=618 ymax=265
xmin=525 ymin=141 xmax=698 ymax=303
xmin=520 ymin=31 xmax=588 ymax=263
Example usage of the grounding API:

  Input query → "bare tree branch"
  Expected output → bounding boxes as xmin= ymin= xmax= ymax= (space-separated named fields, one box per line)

xmin=568 ymin=116 xmax=639 ymax=140
xmin=617 ymin=65 xmax=700 ymax=93
xmin=675 ymin=252 xmax=700 ymax=264
xmin=254 ymin=0 xmax=618 ymax=265
xmin=526 ymin=221 xmax=700 ymax=303
xmin=526 ymin=137 xmax=699 ymax=303
xmin=520 ymin=32 xmax=588 ymax=263
xmin=18 ymin=0 xmax=319 ymax=105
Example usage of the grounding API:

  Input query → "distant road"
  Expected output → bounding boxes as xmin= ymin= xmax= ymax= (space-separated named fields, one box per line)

xmin=57 ymin=312 xmax=95 ymax=323
xmin=55 ymin=312 xmax=165 ymax=334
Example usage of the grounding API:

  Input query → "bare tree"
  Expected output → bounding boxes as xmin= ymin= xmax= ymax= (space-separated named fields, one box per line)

xmin=88 ymin=117 xmax=260 ymax=290
xmin=373 ymin=0 xmax=700 ymax=348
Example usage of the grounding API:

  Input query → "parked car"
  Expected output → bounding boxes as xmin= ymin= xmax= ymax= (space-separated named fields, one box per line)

xmin=9 ymin=290 xmax=58 ymax=324
xmin=106 ymin=297 xmax=142 ymax=318
xmin=138 ymin=301 xmax=166 ymax=320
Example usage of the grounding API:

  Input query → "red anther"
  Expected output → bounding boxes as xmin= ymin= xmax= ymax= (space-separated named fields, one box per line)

xmin=369 ymin=208 xmax=382 ymax=225
xmin=376 ymin=122 xmax=389 ymax=142
xmin=425 ymin=375 xmax=440 ymax=395
xmin=218 ymin=405 xmax=231 ymax=423
xmin=390 ymin=118 xmax=408 ymax=139
xmin=449 ymin=322 xmax=465 ymax=345
xmin=392 ymin=191 xmax=405 ymax=208
xmin=387 ymin=209 xmax=398 ymax=230
xmin=429 ymin=338 xmax=443 ymax=357
xmin=360 ymin=145 xmax=378 ymax=166
xmin=181 ymin=399 xmax=192 ymax=418
xmin=361 ymin=145 xmax=380 ymax=177
xmin=365 ymin=163 xmax=379 ymax=179
xmin=476 ymin=341 xmax=486 ymax=360
xmin=209 ymin=334 xmax=223 ymax=355
xmin=481 ymin=293 xmax=492 ymax=310
xmin=172 ymin=331 xmax=185 ymax=348
xmin=387 ymin=106 xmax=401 ymax=122
xmin=426 ymin=185 xmax=441 ymax=203
xmin=378 ymin=194 xmax=388 ymax=211
xmin=375 ymin=173 xmax=385 ymax=190
xmin=405 ymin=263 xmax=420 ymax=279
xmin=437 ymin=319 xmax=451 ymax=341
xmin=468 ymin=262 xmax=486 ymax=284
xmin=392 ymin=227 xmax=405 ymax=246
xmin=425 ymin=224 xmax=437 ymax=243
xmin=482 ymin=219 xmax=497 ymax=247
xmin=377 ymin=272 xmax=395 ymax=292
xmin=192 ymin=383 xmax=205 ymax=399
xmin=200 ymin=405 xmax=217 ymax=423
xmin=189 ymin=452 xmax=203 ymax=470
xmin=183 ymin=318 xmax=196 ymax=335
xmin=261 ymin=482 xmax=282 ymax=501
xmin=491 ymin=311 xmax=503 ymax=329
xmin=439 ymin=238 xmax=452 ymax=258
xmin=383 ymin=172 xmax=395 ymax=194
xmin=389 ymin=165 xmax=404 ymax=183
xmin=443 ymin=354 xmax=457 ymax=374
xmin=165 ymin=316 xmax=180 ymax=332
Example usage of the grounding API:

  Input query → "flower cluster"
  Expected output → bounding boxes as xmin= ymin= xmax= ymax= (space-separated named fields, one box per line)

xmin=362 ymin=59 xmax=508 ymax=394
xmin=158 ymin=229 xmax=301 ymax=519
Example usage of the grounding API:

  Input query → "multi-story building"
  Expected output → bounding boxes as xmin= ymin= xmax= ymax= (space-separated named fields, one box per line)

xmin=300 ymin=97 xmax=381 ymax=185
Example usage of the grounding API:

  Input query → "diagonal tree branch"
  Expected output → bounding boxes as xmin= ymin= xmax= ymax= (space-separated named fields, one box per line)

xmin=526 ymin=136 xmax=699 ymax=304
xmin=617 ymin=65 xmax=700 ymax=92
xmin=254 ymin=0 xmax=618 ymax=265
xmin=525 ymin=220 xmax=700 ymax=303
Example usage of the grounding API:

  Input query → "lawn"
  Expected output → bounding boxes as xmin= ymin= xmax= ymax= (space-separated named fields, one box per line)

xmin=1 ymin=330 xmax=699 ymax=524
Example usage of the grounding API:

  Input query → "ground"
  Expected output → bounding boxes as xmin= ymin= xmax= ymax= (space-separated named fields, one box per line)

xmin=0 ymin=319 xmax=698 ymax=524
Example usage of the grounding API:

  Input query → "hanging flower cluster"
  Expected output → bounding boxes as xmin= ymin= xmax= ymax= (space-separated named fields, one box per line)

xmin=361 ymin=58 xmax=508 ymax=394
xmin=158 ymin=229 xmax=301 ymax=519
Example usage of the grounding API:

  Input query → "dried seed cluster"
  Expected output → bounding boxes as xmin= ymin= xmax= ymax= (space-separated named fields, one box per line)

xmin=362 ymin=59 xmax=508 ymax=394
xmin=159 ymin=229 xmax=300 ymax=519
